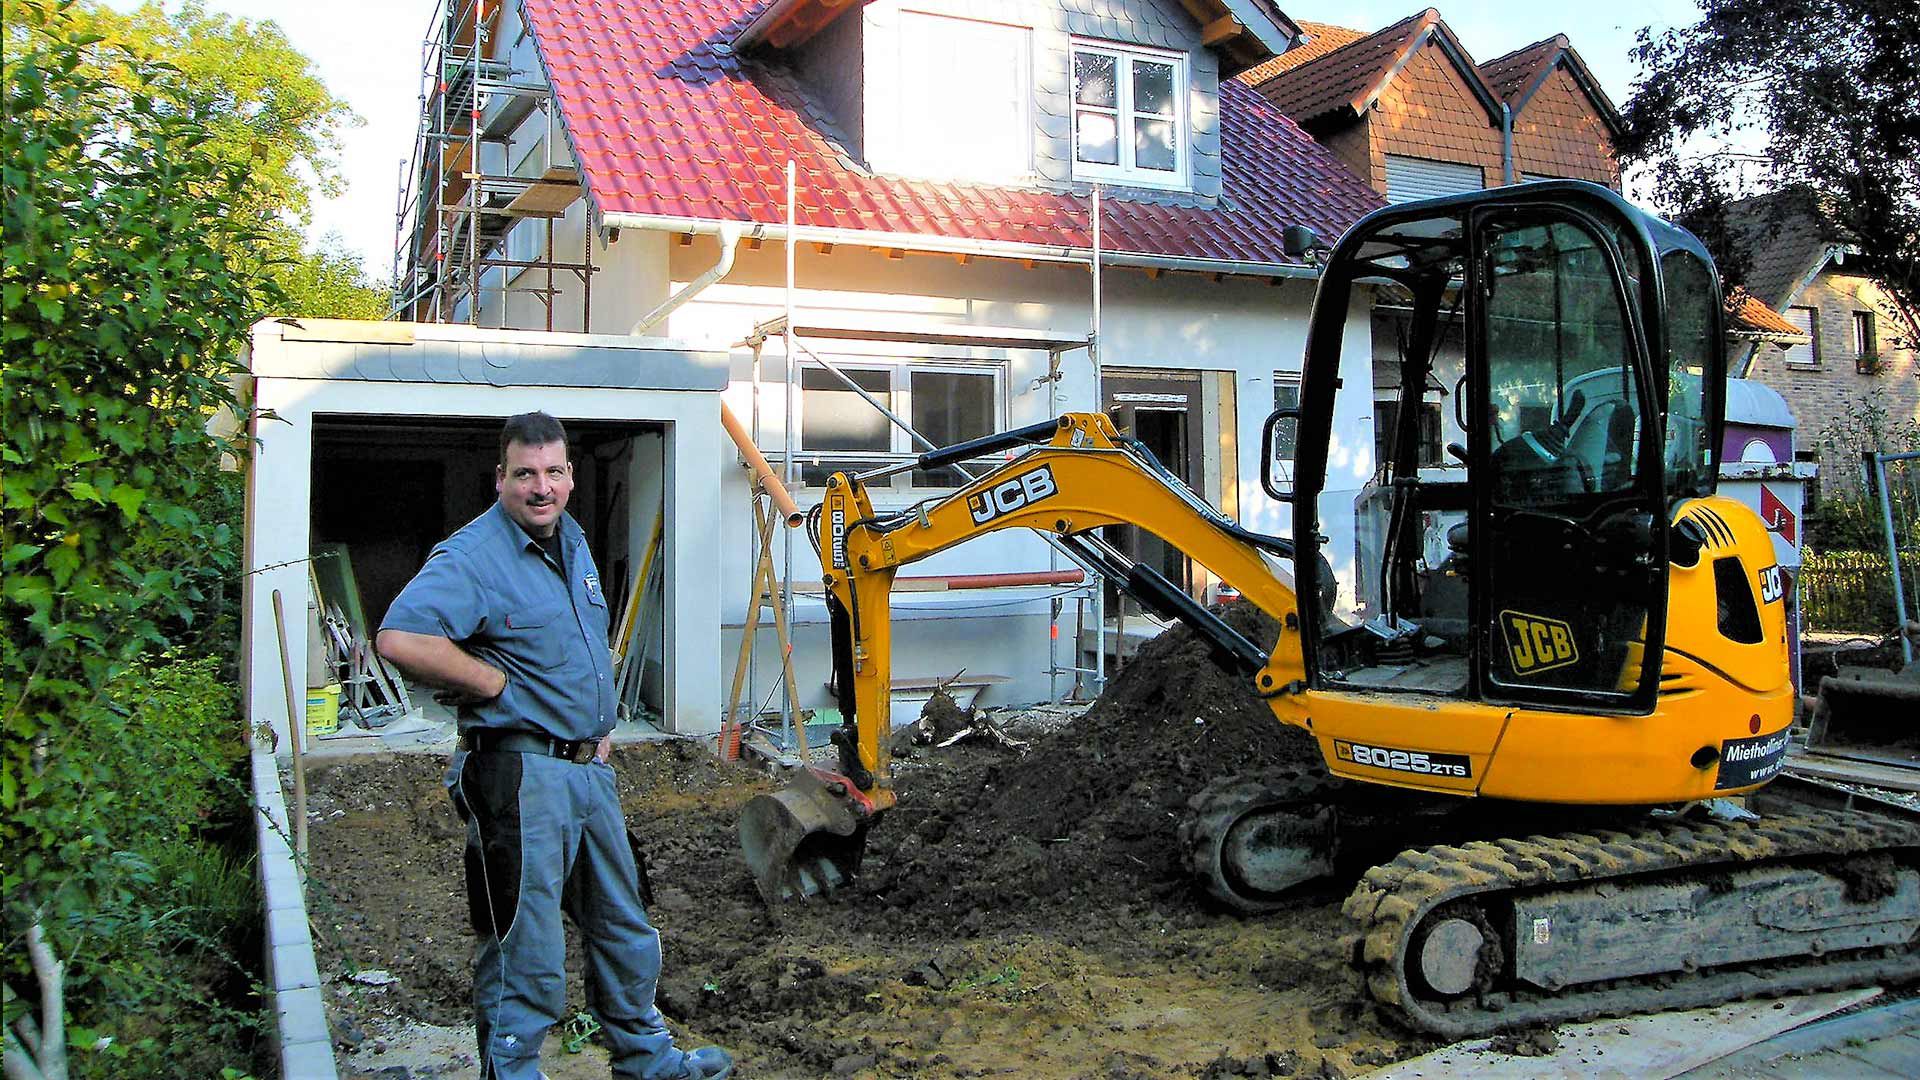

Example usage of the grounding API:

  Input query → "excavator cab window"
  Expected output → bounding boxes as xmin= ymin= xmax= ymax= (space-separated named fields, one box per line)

xmin=1287 ymin=183 xmax=1677 ymax=713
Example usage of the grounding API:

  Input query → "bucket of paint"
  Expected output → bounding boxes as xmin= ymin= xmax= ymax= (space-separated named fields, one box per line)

xmin=306 ymin=684 xmax=341 ymax=737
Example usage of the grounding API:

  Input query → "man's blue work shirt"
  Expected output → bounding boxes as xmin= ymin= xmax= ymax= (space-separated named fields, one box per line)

xmin=380 ymin=501 xmax=617 ymax=742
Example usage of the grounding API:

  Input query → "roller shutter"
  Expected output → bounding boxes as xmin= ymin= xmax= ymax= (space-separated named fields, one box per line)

xmin=1385 ymin=155 xmax=1485 ymax=203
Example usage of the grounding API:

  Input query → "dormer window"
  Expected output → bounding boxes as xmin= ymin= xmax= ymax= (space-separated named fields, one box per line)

xmin=1071 ymin=40 xmax=1187 ymax=189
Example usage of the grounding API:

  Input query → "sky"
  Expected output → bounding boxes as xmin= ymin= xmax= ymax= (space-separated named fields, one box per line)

xmin=108 ymin=0 xmax=1713 ymax=278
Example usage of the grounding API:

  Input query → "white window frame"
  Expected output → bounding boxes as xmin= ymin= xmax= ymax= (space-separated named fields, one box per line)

xmin=1069 ymin=39 xmax=1188 ymax=190
xmin=793 ymin=359 xmax=1009 ymax=492
xmin=1783 ymin=306 xmax=1819 ymax=367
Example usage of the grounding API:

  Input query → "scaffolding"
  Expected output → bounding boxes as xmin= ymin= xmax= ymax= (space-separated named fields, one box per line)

xmin=392 ymin=0 xmax=595 ymax=330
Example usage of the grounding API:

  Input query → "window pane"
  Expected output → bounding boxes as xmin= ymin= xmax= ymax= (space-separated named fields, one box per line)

xmin=1132 ymin=60 xmax=1174 ymax=116
xmin=911 ymin=371 xmax=996 ymax=487
xmin=1484 ymin=220 xmax=1643 ymax=501
xmin=801 ymin=367 xmax=891 ymax=452
xmin=1660 ymin=251 xmax=1717 ymax=497
xmin=1783 ymin=307 xmax=1817 ymax=365
xmin=911 ymin=370 xmax=994 ymax=446
xmin=1073 ymin=51 xmax=1116 ymax=108
xmin=1134 ymin=117 xmax=1175 ymax=171
xmin=1075 ymin=110 xmax=1119 ymax=164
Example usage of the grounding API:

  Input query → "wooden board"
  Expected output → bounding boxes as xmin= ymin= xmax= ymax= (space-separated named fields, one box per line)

xmin=1787 ymin=752 xmax=1920 ymax=793
xmin=503 ymin=167 xmax=581 ymax=216
xmin=1367 ymin=988 xmax=1880 ymax=1080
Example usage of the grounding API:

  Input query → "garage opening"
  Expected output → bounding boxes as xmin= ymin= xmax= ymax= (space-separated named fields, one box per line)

xmin=309 ymin=414 xmax=669 ymax=730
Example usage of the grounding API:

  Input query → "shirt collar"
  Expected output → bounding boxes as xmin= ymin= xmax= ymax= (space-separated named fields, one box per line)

xmin=488 ymin=501 xmax=578 ymax=553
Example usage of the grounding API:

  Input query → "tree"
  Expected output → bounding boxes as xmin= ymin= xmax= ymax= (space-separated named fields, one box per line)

xmin=1618 ymin=0 xmax=1920 ymax=337
xmin=61 ymin=0 xmax=393 ymax=317
xmin=2 ymin=3 xmax=281 ymax=1075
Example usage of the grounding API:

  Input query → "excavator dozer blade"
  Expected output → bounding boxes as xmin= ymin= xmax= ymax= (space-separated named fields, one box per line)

xmin=739 ymin=768 xmax=872 ymax=906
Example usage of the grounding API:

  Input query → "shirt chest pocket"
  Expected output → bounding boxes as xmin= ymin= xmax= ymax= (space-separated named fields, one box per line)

xmin=499 ymin=604 xmax=573 ymax=671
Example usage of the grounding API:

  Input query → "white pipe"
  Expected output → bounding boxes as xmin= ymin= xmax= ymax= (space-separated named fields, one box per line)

xmin=629 ymin=220 xmax=743 ymax=335
xmin=600 ymin=210 xmax=1323 ymax=281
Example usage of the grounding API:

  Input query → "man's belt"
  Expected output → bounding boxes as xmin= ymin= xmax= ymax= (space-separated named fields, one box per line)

xmin=463 ymin=729 xmax=597 ymax=764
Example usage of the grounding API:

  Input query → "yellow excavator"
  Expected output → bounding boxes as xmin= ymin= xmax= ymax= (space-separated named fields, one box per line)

xmin=739 ymin=182 xmax=1920 ymax=1035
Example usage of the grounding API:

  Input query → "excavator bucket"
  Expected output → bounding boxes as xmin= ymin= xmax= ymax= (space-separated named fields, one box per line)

xmin=739 ymin=768 xmax=872 ymax=905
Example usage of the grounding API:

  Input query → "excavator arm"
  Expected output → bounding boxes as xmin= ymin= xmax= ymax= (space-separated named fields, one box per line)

xmin=741 ymin=411 xmax=1313 ymax=903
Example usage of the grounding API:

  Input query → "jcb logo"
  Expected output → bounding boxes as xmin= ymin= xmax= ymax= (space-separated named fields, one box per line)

xmin=967 ymin=466 xmax=1058 ymax=525
xmin=1500 ymin=610 xmax=1579 ymax=676
xmin=1757 ymin=564 xmax=1784 ymax=605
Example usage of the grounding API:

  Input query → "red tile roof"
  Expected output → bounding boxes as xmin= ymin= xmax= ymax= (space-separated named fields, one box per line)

xmin=519 ymin=0 xmax=1382 ymax=271
xmin=1251 ymin=8 xmax=1500 ymax=129
xmin=1478 ymin=35 xmax=1620 ymax=132
xmin=1726 ymin=288 xmax=1811 ymax=340
xmin=1478 ymin=36 xmax=1563 ymax=105
xmin=1235 ymin=21 xmax=1370 ymax=86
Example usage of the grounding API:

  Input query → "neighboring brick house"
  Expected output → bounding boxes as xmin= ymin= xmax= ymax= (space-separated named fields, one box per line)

xmin=1724 ymin=189 xmax=1920 ymax=491
xmin=1235 ymin=9 xmax=1622 ymax=469
xmin=1239 ymin=9 xmax=1621 ymax=204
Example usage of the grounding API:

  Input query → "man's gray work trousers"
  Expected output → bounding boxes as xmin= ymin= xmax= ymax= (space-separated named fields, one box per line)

xmin=448 ymin=748 xmax=691 ymax=1080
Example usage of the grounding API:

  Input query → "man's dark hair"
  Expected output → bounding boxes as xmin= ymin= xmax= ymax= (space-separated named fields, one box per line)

xmin=499 ymin=411 xmax=569 ymax=464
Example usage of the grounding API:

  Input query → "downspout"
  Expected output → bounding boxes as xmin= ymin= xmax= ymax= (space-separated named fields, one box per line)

xmin=630 ymin=220 xmax=744 ymax=335
xmin=1501 ymin=102 xmax=1515 ymax=185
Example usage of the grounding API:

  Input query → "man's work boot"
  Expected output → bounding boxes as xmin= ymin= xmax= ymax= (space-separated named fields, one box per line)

xmin=680 ymin=1046 xmax=733 ymax=1079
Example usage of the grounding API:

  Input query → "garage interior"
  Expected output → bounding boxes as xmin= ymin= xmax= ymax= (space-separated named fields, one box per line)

xmin=309 ymin=414 xmax=670 ymax=726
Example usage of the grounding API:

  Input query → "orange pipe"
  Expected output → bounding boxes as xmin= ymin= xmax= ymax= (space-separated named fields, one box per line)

xmin=894 ymin=569 xmax=1086 ymax=591
xmin=720 ymin=401 xmax=802 ymax=527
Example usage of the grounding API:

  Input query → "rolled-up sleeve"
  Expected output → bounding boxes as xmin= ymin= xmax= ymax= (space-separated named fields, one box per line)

xmin=379 ymin=549 xmax=489 ymax=641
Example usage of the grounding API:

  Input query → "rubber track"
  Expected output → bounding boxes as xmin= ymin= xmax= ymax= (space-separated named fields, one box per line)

xmin=1181 ymin=768 xmax=1339 ymax=913
xmin=1342 ymin=808 xmax=1920 ymax=1038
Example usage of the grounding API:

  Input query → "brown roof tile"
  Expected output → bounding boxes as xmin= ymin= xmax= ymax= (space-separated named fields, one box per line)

xmin=1727 ymin=288 xmax=1809 ymax=339
xmin=1252 ymin=9 xmax=1502 ymax=130
xmin=1235 ymin=21 xmax=1369 ymax=86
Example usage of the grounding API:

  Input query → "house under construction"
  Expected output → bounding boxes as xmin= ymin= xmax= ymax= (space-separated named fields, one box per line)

xmin=391 ymin=0 xmax=594 ymax=329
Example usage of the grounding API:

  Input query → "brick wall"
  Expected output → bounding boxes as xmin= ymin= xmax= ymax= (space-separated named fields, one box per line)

xmin=1367 ymin=46 xmax=1505 ymax=189
xmin=1509 ymin=67 xmax=1618 ymax=187
xmin=1744 ymin=269 xmax=1920 ymax=490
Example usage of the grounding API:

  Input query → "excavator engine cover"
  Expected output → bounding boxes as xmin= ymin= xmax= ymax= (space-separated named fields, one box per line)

xmin=739 ymin=767 xmax=874 ymax=905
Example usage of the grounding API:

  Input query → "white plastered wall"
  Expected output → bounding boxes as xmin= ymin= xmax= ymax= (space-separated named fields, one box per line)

xmin=240 ymin=333 xmax=726 ymax=758
xmin=643 ymin=238 xmax=1373 ymax=715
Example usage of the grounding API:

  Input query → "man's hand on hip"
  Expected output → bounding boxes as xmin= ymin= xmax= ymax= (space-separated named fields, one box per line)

xmin=376 ymin=629 xmax=507 ymax=703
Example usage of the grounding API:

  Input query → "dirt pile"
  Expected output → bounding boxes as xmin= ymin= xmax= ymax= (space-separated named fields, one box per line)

xmin=306 ymin=610 xmax=1417 ymax=1077
xmin=855 ymin=603 xmax=1323 ymax=932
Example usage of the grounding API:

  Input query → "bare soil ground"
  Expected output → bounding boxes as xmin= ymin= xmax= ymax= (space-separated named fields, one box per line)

xmin=306 ymin=606 xmax=1435 ymax=1078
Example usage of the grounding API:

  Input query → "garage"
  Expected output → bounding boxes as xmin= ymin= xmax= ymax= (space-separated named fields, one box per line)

xmin=241 ymin=319 xmax=729 ymax=747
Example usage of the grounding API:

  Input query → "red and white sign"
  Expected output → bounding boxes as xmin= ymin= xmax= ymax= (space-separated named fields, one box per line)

xmin=1759 ymin=484 xmax=1796 ymax=544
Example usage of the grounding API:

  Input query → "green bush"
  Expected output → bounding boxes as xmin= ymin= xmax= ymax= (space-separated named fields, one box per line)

xmin=55 ymin=655 xmax=260 ymax=1079
xmin=4 ymin=3 xmax=276 ymax=1074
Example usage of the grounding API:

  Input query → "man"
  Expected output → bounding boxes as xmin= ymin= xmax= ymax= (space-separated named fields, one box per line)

xmin=377 ymin=412 xmax=732 ymax=1080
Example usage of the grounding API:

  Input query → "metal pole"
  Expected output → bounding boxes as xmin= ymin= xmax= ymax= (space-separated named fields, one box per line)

xmin=1876 ymin=451 xmax=1914 ymax=665
xmin=1090 ymin=183 xmax=1106 ymax=694
xmin=781 ymin=160 xmax=798 ymax=745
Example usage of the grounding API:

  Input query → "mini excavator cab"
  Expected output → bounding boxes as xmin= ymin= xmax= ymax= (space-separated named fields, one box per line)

xmin=1267 ymin=181 xmax=1725 ymax=716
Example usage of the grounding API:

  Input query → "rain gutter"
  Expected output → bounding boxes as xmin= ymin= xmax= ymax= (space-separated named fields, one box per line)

xmin=600 ymin=211 xmax=1323 ymax=281
xmin=630 ymin=220 xmax=744 ymax=335
xmin=1501 ymin=102 xmax=1516 ymax=185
